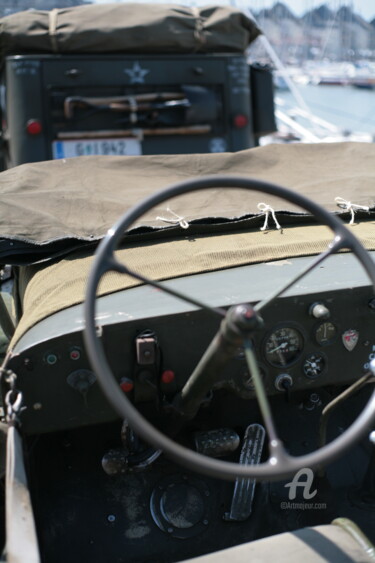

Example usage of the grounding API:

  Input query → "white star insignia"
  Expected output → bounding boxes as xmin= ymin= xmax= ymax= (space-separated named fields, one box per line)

xmin=124 ymin=62 xmax=150 ymax=84
xmin=209 ymin=138 xmax=227 ymax=153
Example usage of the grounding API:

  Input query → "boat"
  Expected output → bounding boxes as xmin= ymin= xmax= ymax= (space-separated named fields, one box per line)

xmin=348 ymin=62 xmax=375 ymax=89
xmin=351 ymin=73 xmax=375 ymax=89
xmin=0 ymin=3 xmax=375 ymax=563
xmin=351 ymin=79 xmax=375 ymax=90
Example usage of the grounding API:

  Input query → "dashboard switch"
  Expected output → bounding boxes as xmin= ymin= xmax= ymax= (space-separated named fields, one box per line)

xmin=67 ymin=369 xmax=96 ymax=398
xmin=274 ymin=373 xmax=293 ymax=392
xmin=310 ymin=302 xmax=330 ymax=319
xmin=136 ymin=334 xmax=156 ymax=365
xmin=304 ymin=393 xmax=321 ymax=411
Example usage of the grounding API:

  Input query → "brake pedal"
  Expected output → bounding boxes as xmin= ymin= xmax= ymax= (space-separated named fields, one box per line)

xmin=224 ymin=423 xmax=265 ymax=521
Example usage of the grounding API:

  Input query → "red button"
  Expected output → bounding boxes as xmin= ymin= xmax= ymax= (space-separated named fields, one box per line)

xmin=161 ymin=370 xmax=175 ymax=384
xmin=120 ymin=378 xmax=134 ymax=393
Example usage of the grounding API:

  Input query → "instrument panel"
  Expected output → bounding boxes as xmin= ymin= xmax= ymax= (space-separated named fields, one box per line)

xmin=7 ymin=252 xmax=375 ymax=435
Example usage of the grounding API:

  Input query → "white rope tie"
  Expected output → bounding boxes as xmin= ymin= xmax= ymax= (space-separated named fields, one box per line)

xmin=156 ymin=208 xmax=189 ymax=230
xmin=48 ymin=8 xmax=59 ymax=52
xmin=335 ymin=197 xmax=369 ymax=225
xmin=257 ymin=203 xmax=281 ymax=231
xmin=128 ymin=96 xmax=138 ymax=124
xmin=192 ymin=7 xmax=206 ymax=46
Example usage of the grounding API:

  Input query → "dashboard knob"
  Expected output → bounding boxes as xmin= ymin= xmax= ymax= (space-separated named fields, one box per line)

xmin=274 ymin=373 xmax=293 ymax=392
xmin=310 ymin=302 xmax=330 ymax=319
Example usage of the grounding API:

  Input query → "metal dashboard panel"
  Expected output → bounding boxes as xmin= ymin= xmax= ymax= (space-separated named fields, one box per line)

xmin=8 ymin=252 xmax=375 ymax=435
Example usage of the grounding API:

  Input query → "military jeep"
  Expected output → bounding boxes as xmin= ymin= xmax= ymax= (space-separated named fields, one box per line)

xmin=0 ymin=3 xmax=275 ymax=169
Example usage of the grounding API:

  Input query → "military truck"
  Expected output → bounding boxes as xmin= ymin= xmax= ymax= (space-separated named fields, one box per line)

xmin=0 ymin=3 xmax=276 ymax=169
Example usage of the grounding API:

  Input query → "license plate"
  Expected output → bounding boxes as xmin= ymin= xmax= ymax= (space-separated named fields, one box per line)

xmin=52 ymin=138 xmax=142 ymax=159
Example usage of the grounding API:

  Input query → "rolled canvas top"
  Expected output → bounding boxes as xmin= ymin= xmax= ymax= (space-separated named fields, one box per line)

xmin=0 ymin=3 xmax=261 ymax=58
xmin=0 ymin=142 xmax=374 ymax=265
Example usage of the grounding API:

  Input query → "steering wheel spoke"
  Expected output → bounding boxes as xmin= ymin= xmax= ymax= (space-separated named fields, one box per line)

xmin=122 ymin=263 xmax=226 ymax=320
xmin=106 ymin=255 xmax=129 ymax=275
xmin=255 ymin=234 xmax=345 ymax=315
xmin=243 ymin=340 xmax=279 ymax=444
xmin=98 ymin=249 xmax=226 ymax=319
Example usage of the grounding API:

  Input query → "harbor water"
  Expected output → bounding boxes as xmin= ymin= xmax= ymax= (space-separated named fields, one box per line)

xmin=276 ymin=82 xmax=375 ymax=139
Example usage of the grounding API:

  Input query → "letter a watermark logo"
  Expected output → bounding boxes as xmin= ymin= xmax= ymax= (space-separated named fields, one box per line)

xmin=285 ymin=468 xmax=317 ymax=500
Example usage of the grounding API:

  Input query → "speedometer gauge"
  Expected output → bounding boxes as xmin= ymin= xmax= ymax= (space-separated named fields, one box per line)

xmin=263 ymin=326 xmax=304 ymax=368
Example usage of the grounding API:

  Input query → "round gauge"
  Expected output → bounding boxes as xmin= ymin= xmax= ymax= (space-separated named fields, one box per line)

xmin=315 ymin=322 xmax=337 ymax=345
xmin=303 ymin=354 xmax=326 ymax=378
xmin=263 ymin=326 xmax=304 ymax=368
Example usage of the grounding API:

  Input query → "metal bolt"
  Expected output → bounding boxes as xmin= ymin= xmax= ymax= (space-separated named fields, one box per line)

xmin=33 ymin=402 xmax=42 ymax=410
xmin=23 ymin=358 xmax=34 ymax=370
xmin=203 ymin=519 xmax=209 ymax=525
xmin=65 ymin=68 xmax=82 ymax=78
xmin=309 ymin=393 xmax=320 ymax=403
xmin=167 ymin=527 xmax=174 ymax=534
xmin=107 ymin=515 xmax=116 ymax=523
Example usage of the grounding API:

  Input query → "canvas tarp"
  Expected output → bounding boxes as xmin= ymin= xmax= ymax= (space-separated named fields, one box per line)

xmin=0 ymin=141 xmax=374 ymax=266
xmin=11 ymin=220 xmax=375 ymax=347
xmin=0 ymin=3 xmax=261 ymax=58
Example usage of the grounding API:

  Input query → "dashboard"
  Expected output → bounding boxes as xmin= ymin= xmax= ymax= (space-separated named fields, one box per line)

xmin=7 ymin=251 xmax=375 ymax=435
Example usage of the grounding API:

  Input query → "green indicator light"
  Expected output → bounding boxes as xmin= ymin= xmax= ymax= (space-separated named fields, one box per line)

xmin=46 ymin=353 xmax=57 ymax=365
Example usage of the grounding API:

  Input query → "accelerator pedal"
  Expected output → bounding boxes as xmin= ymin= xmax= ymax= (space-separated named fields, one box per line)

xmin=224 ymin=423 xmax=265 ymax=522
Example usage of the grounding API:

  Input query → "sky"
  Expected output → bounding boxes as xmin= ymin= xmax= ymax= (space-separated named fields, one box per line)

xmin=93 ymin=1 xmax=375 ymax=21
xmin=251 ymin=1 xmax=375 ymax=20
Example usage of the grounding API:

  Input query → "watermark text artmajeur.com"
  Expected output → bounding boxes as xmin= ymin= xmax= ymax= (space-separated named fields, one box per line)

xmin=281 ymin=501 xmax=327 ymax=510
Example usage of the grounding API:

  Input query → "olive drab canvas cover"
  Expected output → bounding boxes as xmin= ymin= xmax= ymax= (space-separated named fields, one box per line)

xmin=0 ymin=3 xmax=261 ymax=59
xmin=0 ymin=143 xmax=374 ymax=266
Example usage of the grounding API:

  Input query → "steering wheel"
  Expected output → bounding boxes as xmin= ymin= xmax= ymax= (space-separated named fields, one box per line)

xmin=84 ymin=176 xmax=375 ymax=481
